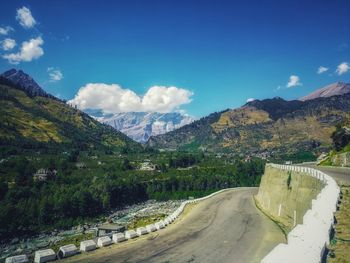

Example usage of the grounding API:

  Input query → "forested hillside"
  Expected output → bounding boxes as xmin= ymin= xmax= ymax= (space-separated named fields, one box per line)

xmin=0 ymin=150 xmax=264 ymax=240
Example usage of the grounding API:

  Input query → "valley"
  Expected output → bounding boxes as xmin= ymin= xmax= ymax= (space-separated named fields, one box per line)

xmin=1 ymin=68 xmax=350 ymax=262
xmin=1 ymin=2 xmax=350 ymax=262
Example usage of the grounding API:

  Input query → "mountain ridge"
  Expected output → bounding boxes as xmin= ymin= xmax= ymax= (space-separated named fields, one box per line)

xmin=1 ymin=69 xmax=53 ymax=98
xmin=148 ymin=85 xmax=350 ymax=156
xmin=299 ymin=82 xmax=350 ymax=101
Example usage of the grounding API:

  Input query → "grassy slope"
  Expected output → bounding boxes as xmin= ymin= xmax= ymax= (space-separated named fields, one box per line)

xmin=328 ymin=184 xmax=350 ymax=263
xmin=0 ymin=83 xmax=142 ymax=153
xmin=321 ymin=114 xmax=350 ymax=167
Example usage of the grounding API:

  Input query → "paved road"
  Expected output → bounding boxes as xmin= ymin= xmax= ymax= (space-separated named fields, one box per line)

xmin=65 ymin=188 xmax=285 ymax=263
xmin=303 ymin=164 xmax=350 ymax=184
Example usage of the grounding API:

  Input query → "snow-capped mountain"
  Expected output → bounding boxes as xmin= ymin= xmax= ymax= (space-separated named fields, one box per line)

xmin=95 ymin=112 xmax=195 ymax=143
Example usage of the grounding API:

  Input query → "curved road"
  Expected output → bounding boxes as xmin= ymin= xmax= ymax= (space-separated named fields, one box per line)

xmin=314 ymin=166 xmax=350 ymax=184
xmin=65 ymin=188 xmax=285 ymax=263
xmin=303 ymin=164 xmax=350 ymax=184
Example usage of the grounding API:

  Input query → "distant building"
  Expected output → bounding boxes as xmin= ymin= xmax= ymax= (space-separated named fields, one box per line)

xmin=33 ymin=168 xmax=57 ymax=181
xmin=76 ymin=162 xmax=86 ymax=169
xmin=139 ymin=161 xmax=156 ymax=171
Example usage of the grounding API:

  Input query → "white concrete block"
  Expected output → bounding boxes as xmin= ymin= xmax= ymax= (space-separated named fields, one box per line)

xmin=80 ymin=240 xmax=96 ymax=252
xmin=136 ymin=227 xmax=148 ymax=236
xmin=146 ymin=224 xmax=157 ymax=233
xmin=97 ymin=236 xmax=112 ymax=247
xmin=155 ymin=221 xmax=165 ymax=230
xmin=5 ymin=255 xmax=29 ymax=263
xmin=34 ymin=249 xmax=56 ymax=262
xmin=58 ymin=244 xmax=78 ymax=259
xmin=125 ymin=230 xmax=137 ymax=239
xmin=112 ymin=233 xmax=126 ymax=243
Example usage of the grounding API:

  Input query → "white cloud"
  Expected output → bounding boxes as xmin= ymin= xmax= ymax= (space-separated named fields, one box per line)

xmin=286 ymin=75 xmax=302 ymax=88
xmin=2 ymin=36 xmax=44 ymax=64
xmin=1 ymin=38 xmax=16 ymax=51
xmin=16 ymin=7 xmax=36 ymax=29
xmin=68 ymin=83 xmax=193 ymax=113
xmin=336 ymin=62 xmax=349 ymax=75
xmin=246 ymin=98 xmax=255 ymax=103
xmin=47 ymin=67 xmax=63 ymax=82
xmin=317 ymin=66 xmax=328 ymax=74
xmin=0 ymin=26 xmax=14 ymax=35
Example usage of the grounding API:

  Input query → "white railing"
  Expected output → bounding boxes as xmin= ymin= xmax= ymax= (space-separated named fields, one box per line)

xmin=261 ymin=164 xmax=340 ymax=263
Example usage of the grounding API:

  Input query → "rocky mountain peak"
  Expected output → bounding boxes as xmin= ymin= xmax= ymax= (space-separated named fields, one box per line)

xmin=1 ymin=68 xmax=48 ymax=97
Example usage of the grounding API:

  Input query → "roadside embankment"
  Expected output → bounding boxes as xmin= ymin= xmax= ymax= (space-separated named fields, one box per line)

xmin=255 ymin=165 xmax=324 ymax=234
xmin=258 ymin=164 xmax=340 ymax=263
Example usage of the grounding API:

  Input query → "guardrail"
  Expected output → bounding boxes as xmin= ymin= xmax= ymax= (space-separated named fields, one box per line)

xmin=6 ymin=188 xmax=233 ymax=263
xmin=261 ymin=164 xmax=340 ymax=263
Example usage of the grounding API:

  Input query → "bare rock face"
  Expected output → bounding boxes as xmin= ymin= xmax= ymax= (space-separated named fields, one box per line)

xmin=95 ymin=112 xmax=194 ymax=143
xmin=300 ymin=82 xmax=350 ymax=101
xmin=1 ymin=69 xmax=49 ymax=97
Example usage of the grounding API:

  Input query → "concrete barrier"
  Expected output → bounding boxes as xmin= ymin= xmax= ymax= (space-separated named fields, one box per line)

xmin=155 ymin=221 xmax=165 ymax=230
xmin=146 ymin=224 xmax=157 ymax=233
xmin=34 ymin=249 xmax=56 ymax=262
xmin=261 ymin=164 xmax=340 ymax=263
xmin=57 ymin=244 xmax=78 ymax=259
xmin=136 ymin=227 xmax=148 ymax=236
xmin=5 ymin=255 xmax=29 ymax=263
xmin=80 ymin=240 xmax=96 ymax=252
xmin=112 ymin=233 xmax=126 ymax=243
xmin=97 ymin=236 xmax=112 ymax=247
xmin=125 ymin=230 xmax=138 ymax=239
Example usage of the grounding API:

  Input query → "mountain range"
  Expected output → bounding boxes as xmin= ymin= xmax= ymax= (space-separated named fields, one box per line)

xmin=148 ymin=82 xmax=350 ymax=156
xmin=1 ymin=69 xmax=349 ymax=159
xmin=95 ymin=112 xmax=194 ymax=143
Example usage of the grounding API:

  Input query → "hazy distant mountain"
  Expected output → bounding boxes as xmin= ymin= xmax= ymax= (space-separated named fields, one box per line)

xmin=96 ymin=112 xmax=194 ymax=143
xmin=300 ymin=82 xmax=350 ymax=101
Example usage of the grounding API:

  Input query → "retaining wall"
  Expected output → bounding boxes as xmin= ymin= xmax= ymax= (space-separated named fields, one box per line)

xmin=261 ymin=164 xmax=340 ymax=263
xmin=256 ymin=165 xmax=324 ymax=232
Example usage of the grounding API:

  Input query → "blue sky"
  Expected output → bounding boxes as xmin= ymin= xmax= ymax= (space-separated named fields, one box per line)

xmin=0 ymin=0 xmax=350 ymax=117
